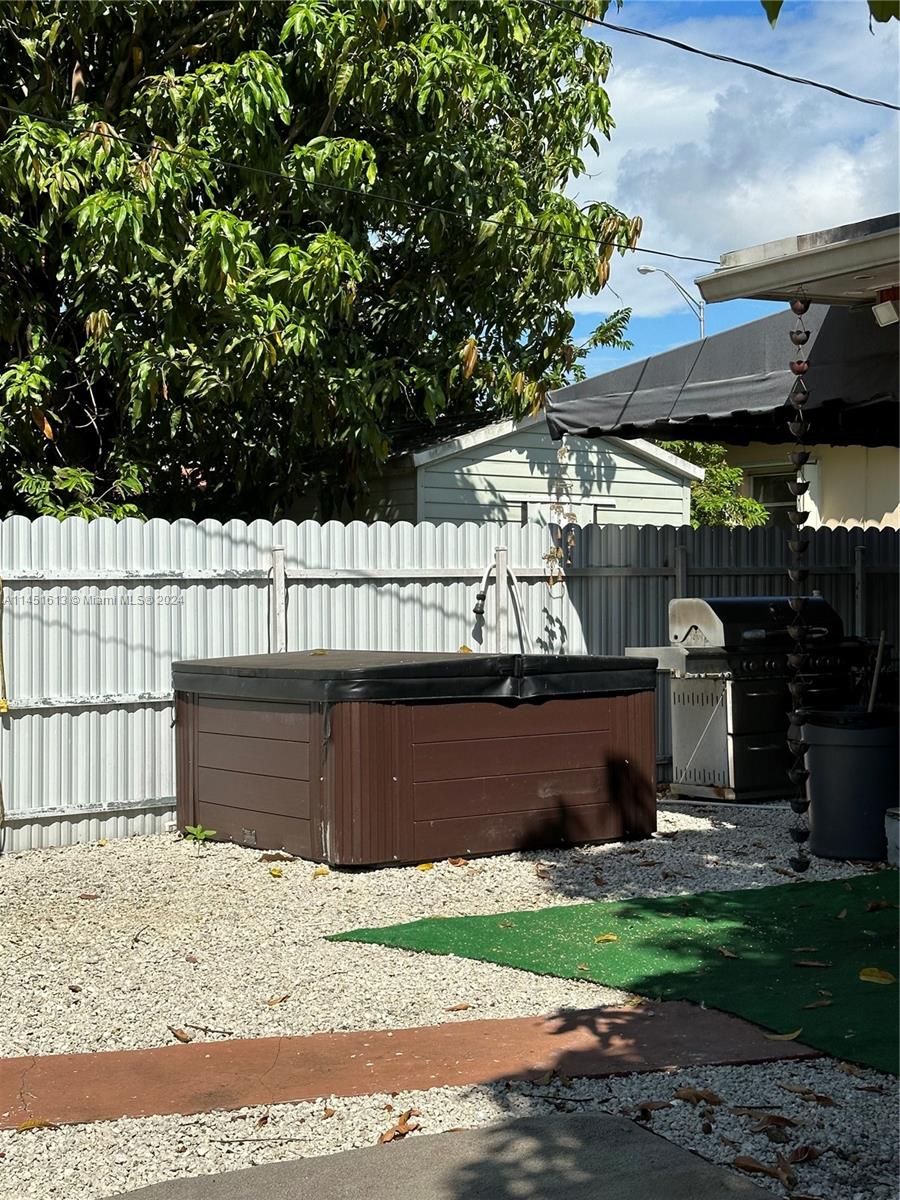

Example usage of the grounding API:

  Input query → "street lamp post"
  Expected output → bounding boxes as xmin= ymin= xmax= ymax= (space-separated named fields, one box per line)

xmin=637 ymin=265 xmax=706 ymax=338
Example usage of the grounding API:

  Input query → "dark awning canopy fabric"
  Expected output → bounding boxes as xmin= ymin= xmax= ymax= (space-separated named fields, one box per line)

xmin=546 ymin=305 xmax=899 ymax=448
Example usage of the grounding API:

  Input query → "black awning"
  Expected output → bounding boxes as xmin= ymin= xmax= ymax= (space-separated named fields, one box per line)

xmin=546 ymin=305 xmax=899 ymax=447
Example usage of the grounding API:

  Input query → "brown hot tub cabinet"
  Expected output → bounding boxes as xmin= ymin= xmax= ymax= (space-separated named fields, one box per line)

xmin=174 ymin=652 xmax=657 ymax=866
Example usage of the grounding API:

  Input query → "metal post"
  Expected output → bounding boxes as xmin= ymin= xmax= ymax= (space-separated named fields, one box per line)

xmin=675 ymin=542 xmax=688 ymax=599
xmin=854 ymin=544 xmax=866 ymax=637
xmin=270 ymin=545 xmax=287 ymax=653
xmin=494 ymin=545 xmax=508 ymax=654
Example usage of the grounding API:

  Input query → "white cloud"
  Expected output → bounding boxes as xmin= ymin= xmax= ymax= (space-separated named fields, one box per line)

xmin=568 ymin=0 xmax=900 ymax=319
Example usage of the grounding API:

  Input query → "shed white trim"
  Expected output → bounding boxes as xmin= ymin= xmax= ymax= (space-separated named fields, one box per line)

xmin=409 ymin=412 xmax=704 ymax=481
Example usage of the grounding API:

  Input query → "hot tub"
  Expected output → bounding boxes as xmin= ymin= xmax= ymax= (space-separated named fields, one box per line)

xmin=173 ymin=651 xmax=658 ymax=866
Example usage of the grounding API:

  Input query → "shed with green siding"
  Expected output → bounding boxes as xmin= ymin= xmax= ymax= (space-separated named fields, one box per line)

xmin=294 ymin=414 xmax=702 ymax=526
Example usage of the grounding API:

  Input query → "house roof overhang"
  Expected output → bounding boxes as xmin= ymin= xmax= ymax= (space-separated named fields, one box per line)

xmin=695 ymin=214 xmax=899 ymax=307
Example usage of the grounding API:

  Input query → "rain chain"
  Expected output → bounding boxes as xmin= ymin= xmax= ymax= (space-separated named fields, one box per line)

xmin=785 ymin=292 xmax=812 ymax=873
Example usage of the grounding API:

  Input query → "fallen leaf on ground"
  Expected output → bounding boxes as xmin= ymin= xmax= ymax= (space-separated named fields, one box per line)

xmin=322 ymin=1107 xmax=335 ymax=1119
xmin=637 ymin=860 xmax=659 ymax=867
xmin=855 ymin=1084 xmax=886 ymax=1093
xmin=747 ymin=1114 xmax=797 ymax=1131
xmin=622 ymin=996 xmax=644 ymax=1008
xmin=773 ymin=1152 xmax=799 ymax=1188
xmin=836 ymin=908 xmax=847 ymax=919
xmin=312 ymin=865 xmax=330 ymax=878
xmin=498 ymin=920 xmax=516 ymax=929
xmin=731 ymin=1107 xmax=775 ymax=1118
xmin=266 ymin=994 xmax=290 ymax=1007
xmin=794 ymin=960 xmax=830 ymax=968
xmin=837 ymin=1062 xmax=864 ymax=1076
xmin=719 ymin=1134 xmax=739 ymax=1150
xmin=633 ymin=1101 xmax=672 ymax=1122
xmin=763 ymin=1028 xmax=803 ymax=1041
xmin=532 ymin=1070 xmax=554 ymax=1085
xmin=788 ymin=1145 xmax=824 ymax=1164
xmin=803 ymin=998 xmax=833 ymax=1009
xmin=97 ymin=838 xmax=108 ymax=847
xmin=255 ymin=1114 xmax=269 ymax=1128
xmin=593 ymin=933 xmax=618 ymax=944
xmin=168 ymin=1027 xmax=192 ymax=1044
xmin=16 ymin=1119 xmax=59 ymax=1133
xmin=448 ymin=857 xmax=468 ymax=867
xmin=731 ymin=1155 xmax=783 ymax=1181
xmin=673 ymin=1086 xmax=723 ymax=1106
xmin=445 ymin=1003 xmax=471 ymax=1012
xmin=185 ymin=954 xmax=199 ymax=964
xmin=763 ymin=1125 xmax=789 ymax=1144
xmin=378 ymin=1108 xmax=421 ymax=1143
xmin=772 ymin=867 xmax=796 ymax=877
xmin=865 ymin=899 xmax=896 ymax=911
xmin=415 ymin=862 xmax=434 ymax=871
xmin=843 ymin=882 xmax=853 ymax=891
xmin=576 ymin=963 xmax=589 ymax=972
xmin=717 ymin=946 xmax=740 ymax=959
xmin=68 ymin=984 xmax=82 ymax=993
xmin=269 ymin=866 xmax=283 ymax=879
xmin=78 ymin=893 xmax=100 ymax=900
xmin=534 ymin=863 xmax=553 ymax=879
xmin=259 ymin=852 xmax=294 ymax=863
xmin=793 ymin=946 xmax=818 ymax=952
xmin=778 ymin=1083 xmax=835 ymax=1106
xmin=859 ymin=967 xmax=896 ymax=984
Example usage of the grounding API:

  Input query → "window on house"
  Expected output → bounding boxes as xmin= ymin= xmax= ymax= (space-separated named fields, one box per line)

xmin=750 ymin=471 xmax=798 ymax=529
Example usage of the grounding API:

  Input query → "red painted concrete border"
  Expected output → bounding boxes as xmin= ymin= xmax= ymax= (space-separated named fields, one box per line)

xmin=0 ymin=1004 xmax=817 ymax=1129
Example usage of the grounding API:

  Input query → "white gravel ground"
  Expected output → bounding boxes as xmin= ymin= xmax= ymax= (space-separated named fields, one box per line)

xmin=1 ymin=1057 xmax=896 ymax=1200
xmin=0 ymin=803 xmax=872 ymax=1057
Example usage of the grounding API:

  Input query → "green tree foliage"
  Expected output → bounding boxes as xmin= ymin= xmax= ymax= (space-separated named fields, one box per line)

xmin=761 ymin=0 xmax=898 ymax=26
xmin=0 ymin=0 xmax=638 ymax=519
xmin=659 ymin=441 xmax=770 ymax=529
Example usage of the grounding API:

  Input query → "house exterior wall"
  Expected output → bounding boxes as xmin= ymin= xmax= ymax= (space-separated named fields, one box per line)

xmin=726 ymin=443 xmax=900 ymax=530
xmin=418 ymin=430 xmax=691 ymax=526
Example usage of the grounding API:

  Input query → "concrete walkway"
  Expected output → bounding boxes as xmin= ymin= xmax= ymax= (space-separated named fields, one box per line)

xmin=1 ymin=1003 xmax=816 ymax=1129
xmin=113 ymin=1113 xmax=774 ymax=1199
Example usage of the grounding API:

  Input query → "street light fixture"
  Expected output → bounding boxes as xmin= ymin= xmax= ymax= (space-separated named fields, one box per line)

xmin=637 ymin=264 xmax=706 ymax=338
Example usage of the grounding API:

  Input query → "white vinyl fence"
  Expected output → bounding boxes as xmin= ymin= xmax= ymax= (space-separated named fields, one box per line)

xmin=0 ymin=515 xmax=896 ymax=851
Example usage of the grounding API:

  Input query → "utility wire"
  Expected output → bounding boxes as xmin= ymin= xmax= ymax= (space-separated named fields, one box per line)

xmin=0 ymin=102 xmax=718 ymax=265
xmin=533 ymin=0 xmax=900 ymax=113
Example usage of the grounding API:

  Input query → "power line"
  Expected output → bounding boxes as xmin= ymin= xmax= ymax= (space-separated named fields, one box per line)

xmin=0 ymin=102 xmax=718 ymax=265
xmin=532 ymin=0 xmax=900 ymax=113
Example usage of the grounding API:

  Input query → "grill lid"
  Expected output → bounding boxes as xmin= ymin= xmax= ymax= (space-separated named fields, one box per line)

xmin=669 ymin=596 xmax=845 ymax=649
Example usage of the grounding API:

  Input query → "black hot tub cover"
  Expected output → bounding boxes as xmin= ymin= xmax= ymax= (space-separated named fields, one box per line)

xmin=172 ymin=650 xmax=658 ymax=703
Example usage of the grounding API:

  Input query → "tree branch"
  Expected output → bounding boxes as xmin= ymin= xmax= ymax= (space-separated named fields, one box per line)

xmin=104 ymin=18 xmax=144 ymax=115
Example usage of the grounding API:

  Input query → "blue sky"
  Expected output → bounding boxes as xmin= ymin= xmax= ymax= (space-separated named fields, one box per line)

xmin=571 ymin=0 xmax=899 ymax=378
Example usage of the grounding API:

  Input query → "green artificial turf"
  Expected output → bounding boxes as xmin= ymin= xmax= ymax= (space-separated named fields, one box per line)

xmin=333 ymin=872 xmax=900 ymax=1074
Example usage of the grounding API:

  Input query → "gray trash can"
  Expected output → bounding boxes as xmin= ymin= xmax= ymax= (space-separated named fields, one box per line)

xmin=803 ymin=708 xmax=899 ymax=861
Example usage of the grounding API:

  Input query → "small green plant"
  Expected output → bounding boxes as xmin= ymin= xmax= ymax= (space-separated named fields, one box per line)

xmin=183 ymin=823 xmax=216 ymax=846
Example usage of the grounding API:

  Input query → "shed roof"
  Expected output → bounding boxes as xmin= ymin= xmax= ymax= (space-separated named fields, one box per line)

xmin=407 ymin=412 xmax=704 ymax=480
xmin=545 ymin=305 xmax=899 ymax=448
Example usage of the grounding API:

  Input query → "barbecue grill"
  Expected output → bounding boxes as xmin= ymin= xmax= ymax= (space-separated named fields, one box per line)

xmin=662 ymin=597 xmax=871 ymax=801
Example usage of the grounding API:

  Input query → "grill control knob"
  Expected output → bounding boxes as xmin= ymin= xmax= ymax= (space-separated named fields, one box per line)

xmin=746 ymin=659 xmax=758 ymax=672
